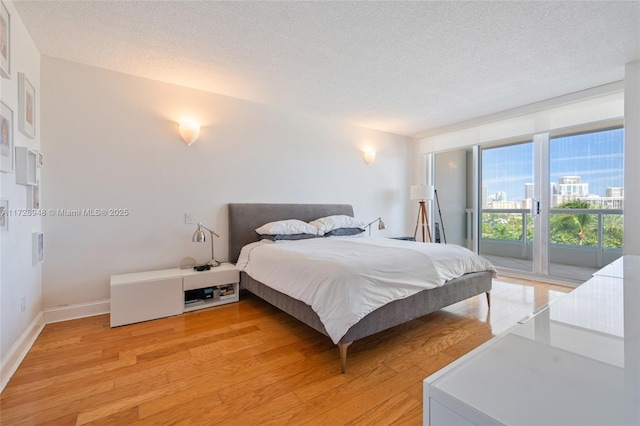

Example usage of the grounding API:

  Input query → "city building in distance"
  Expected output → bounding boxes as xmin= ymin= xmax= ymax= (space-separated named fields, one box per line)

xmin=483 ymin=176 xmax=624 ymax=210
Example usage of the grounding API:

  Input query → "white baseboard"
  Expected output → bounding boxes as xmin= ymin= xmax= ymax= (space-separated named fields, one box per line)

xmin=0 ymin=312 xmax=45 ymax=392
xmin=43 ymin=300 xmax=110 ymax=324
xmin=0 ymin=300 xmax=111 ymax=392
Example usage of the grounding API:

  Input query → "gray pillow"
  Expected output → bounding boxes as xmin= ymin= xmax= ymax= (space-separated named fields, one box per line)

xmin=324 ymin=227 xmax=365 ymax=237
xmin=260 ymin=233 xmax=319 ymax=241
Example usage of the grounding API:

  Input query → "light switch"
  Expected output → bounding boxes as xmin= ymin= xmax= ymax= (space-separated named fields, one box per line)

xmin=185 ymin=213 xmax=194 ymax=224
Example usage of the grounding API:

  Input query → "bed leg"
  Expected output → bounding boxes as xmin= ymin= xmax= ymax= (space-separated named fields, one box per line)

xmin=485 ymin=291 xmax=491 ymax=308
xmin=338 ymin=342 xmax=352 ymax=374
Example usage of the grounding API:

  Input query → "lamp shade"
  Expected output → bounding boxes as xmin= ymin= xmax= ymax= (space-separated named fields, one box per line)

xmin=192 ymin=226 xmax=206 ymax=242
xmin=191 ymin=223 xmax=220 ymax=267
xmin=179 ymin=119 xmax=200 ymax=145
xmin=363 ymin=150 xmax=376 ymax=165
xmin=410 ymin=184 xmax=434 ymax=201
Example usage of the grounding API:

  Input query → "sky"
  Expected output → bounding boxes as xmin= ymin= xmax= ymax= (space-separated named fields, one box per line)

xmin=482 ymin=128 xmax=624 ymax=203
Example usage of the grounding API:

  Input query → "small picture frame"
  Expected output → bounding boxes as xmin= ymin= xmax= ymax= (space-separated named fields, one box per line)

xmin=27 ymin=180 xmax=39 ymax=209
xmin=0 ymin=1 xmax=9 ymax=79
xmin=0 ymin=199 xmax=8 ymax=232
xmin=0 ymin=100 xmax=13 ymax=173
xmin=32 ymin=231 xmax=43 ymax=265
xmin=18 ymin=72 xmax=35 ymax=138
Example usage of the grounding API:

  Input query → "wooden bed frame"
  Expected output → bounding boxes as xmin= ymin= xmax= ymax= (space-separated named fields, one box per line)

xmin=228 ymin=203 xmax=493 ymax=373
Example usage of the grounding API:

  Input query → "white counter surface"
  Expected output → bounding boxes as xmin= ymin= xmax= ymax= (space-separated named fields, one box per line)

xmin=424 ymin=255 xmax=640 ymax=425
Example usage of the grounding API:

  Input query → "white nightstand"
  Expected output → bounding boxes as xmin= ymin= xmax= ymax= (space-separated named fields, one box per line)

xmin=110 ymin=263 xmax=239 ymax=327
xmin=182 ymin=263 xmax=240 ymax=312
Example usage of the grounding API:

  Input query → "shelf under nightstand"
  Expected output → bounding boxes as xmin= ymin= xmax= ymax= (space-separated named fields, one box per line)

xmin=182 ymin=264 xmax=240 ymax=312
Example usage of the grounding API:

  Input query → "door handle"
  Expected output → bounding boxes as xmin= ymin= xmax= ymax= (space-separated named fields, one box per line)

xmin=531 ymin=199 xmax=541 ymax=217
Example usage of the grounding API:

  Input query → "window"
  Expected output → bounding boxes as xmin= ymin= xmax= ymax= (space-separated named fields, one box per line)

xmin=479 ymin=126 xmax=624 ymax=281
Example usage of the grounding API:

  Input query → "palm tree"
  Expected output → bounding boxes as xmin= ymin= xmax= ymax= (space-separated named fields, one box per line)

xmin=603 ymin=213 xmax=624 ymax=249
xmin=551 ymin=200 xmax=593 ymax=245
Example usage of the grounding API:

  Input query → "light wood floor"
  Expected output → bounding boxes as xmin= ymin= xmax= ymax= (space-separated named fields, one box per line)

xmin=0 ymin=278 xmax=571 ymax=426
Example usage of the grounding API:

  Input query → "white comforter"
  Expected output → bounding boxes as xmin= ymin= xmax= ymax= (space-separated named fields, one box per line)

xmin=237 ymin=237 xmax=496 ymax=344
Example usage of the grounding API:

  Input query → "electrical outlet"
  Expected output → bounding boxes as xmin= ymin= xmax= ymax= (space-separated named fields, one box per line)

xmin=20 ymin=296 xmax=26 ymax=312
xmin=185 ymin=213 xmax=194 ymax=224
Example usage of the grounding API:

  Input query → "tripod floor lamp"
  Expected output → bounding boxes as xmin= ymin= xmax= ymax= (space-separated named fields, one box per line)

xmin=411 ymin=184 xmax=434 ymax=242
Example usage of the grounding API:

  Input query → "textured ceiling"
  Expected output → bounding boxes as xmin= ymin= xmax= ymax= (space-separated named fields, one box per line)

xmin=14 ymin=1 xmax=640 ymax=137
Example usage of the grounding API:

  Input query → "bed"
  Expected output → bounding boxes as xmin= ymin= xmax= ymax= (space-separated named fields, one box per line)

xmin=228 ymin=203 xmax=495 ymax=373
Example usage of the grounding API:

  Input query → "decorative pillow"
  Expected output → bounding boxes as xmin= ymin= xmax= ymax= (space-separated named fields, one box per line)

xmin=324 ymin=227 xmax=366 ymax=237
xmin=260 ymin=233 xmax=319 ymax=241
xmin=255 ymin=219 xmax=319 ymax=236
xmin=309 ymin=215 xmax=367 ymax=236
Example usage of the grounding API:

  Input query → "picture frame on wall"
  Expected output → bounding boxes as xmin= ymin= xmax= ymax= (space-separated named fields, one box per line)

xmin=27 ymin=180 xmax=39 ymax=209
xmin=18 ymin=72 xmax=35 ymax=138
xmin=0 ymin=200 xmax=8 ymax=232
xmin=0 ymin=1 xmax=9 ymax=79
xmin=1 ymin=101 xmax=13 ymax=173
xmin=32 ymin=231 xmax=43 ymax=265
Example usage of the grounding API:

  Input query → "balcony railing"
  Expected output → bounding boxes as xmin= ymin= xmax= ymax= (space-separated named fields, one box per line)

xmin=479 ymin=208 xmax=623 ymax=271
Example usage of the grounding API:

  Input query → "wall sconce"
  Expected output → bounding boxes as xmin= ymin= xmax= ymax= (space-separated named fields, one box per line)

xmin=363 ymin=149 xmax=376 ymax=165
xmin=178 ymin=119 xmax=200 ymax=146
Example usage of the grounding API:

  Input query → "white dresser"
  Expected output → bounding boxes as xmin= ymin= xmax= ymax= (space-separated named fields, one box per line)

xmin=424 ymin=256 xmax=640 ymax=426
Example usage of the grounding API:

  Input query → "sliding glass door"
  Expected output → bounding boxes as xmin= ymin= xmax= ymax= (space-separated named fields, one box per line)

xmin=479 ymin=141 xmax=535 ymax=274
xmin=479 ymin=126 xmax=624 ymax=282
xmin=548 ymin=127 xmax=624 ymax=280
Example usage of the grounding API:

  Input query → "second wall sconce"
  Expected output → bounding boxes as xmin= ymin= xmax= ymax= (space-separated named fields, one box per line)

xmin=363 ymin=149 xmax=376 ymax=165
xmin=178 ymin=119 xmax=201 ymax=145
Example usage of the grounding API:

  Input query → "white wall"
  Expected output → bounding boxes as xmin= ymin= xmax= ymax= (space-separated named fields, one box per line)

xmin=434 ymin=149 xmax=467 ymax=246
xmin=624 ymin=61 xmax=640 ymax=256
xmin=416 ymin=83 xmax=624 ymax=152
xmin=0 ymin=0 xmax=42 ymax=372
xmin=40 ymin=57 xmax=412 ymax=312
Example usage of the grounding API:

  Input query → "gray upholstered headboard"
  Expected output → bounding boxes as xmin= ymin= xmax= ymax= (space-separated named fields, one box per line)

xmin=228 ymin=203 xmax=354 ymax=263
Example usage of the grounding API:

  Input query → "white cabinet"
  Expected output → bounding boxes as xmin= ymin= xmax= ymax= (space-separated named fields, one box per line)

xmin=110 ymin=269 xmax=183 ymax=327
xmin=110 ymin=263 xmax=239 ymax=327
xmin=423 ymin=255 xmax=640 ymax=426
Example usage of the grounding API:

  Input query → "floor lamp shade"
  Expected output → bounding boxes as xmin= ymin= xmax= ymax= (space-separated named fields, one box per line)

xmin=410 ymin=184 xmax=434 ymax=201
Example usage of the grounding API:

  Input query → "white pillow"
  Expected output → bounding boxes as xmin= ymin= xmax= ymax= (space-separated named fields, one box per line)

xmin=309 ymin=215 xmax=367 ymax=236
xmin=255 ymin=219 xmax=320 ymax=236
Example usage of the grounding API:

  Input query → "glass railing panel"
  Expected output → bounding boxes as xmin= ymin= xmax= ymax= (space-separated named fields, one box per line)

xmin=482 ymin=208 xmax=623 ymax=280
xmin=480 ymin=209 xmax=532 ymax=273
xmin=602 ymin=213 xmax=623 ymax=251
xmin=549 ymin=209 xmax=599 ymax=247
xmin=481 ymin=210 xmax=525 ymax=241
